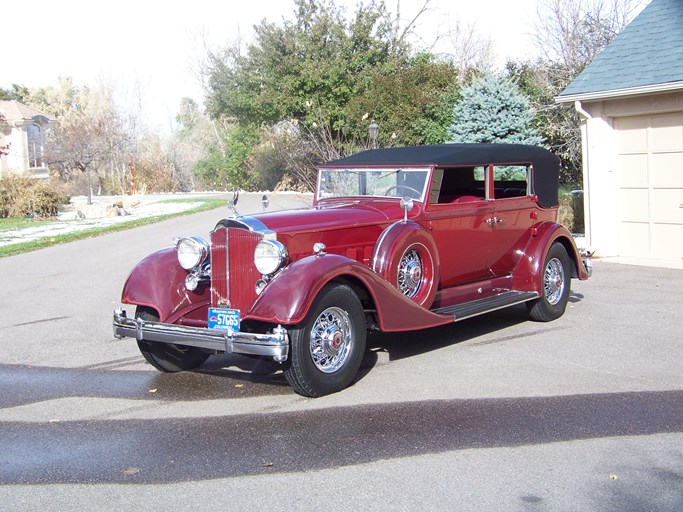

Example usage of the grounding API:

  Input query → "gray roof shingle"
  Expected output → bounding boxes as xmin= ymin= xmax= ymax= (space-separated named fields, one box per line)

xmin=0 ymin=100 xmax=51 ymax=122
xmin=559 ymin=0 xmax=683 ymax=98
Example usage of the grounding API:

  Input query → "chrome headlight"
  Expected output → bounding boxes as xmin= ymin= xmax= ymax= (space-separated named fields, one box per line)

xmin=254 ymin=240 xmax=287 ymax=275
xmin=176 ymin=237 xmax=209 ymax=270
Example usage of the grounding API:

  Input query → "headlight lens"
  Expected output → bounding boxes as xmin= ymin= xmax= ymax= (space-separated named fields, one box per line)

xmin=176 ymin=237 xmax=209 ymax=270
xmin=254 ymin=240 xmax=287 ymax=275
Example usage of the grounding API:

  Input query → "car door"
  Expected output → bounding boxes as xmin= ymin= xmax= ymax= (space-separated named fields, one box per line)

xmin=486 ymin=165 xmax=536 ymax=276
xmin=425 ymin=167 xmax=495 ymax=286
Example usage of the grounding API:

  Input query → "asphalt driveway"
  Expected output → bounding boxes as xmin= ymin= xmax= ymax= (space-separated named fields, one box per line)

xmin=0 ymin=195 xmax=681 ymax=511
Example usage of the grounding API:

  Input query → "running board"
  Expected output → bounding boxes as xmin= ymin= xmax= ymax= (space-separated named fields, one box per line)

xmin=431 ymin=291 xmax=539 ymax=322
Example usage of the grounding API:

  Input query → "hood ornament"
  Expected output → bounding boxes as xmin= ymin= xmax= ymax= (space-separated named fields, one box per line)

xmin=228 ymin=190 xmax=240 ymax=218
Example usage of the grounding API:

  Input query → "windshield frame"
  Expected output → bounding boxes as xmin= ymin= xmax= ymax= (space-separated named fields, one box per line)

xmin=316 ymin=166 xmax=432 ymax=202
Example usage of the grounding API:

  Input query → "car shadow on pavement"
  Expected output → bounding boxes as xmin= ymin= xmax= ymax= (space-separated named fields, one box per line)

xmin=366 ymin=304 xmax=537 ymax=362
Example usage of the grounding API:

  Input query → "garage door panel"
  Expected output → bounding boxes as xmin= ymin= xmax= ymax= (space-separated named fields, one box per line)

xmin=617 ymin=154 xmax=649 ymax=187
xmin=615 ymin=116 xmax=649 ymax=152
xmin=651 ymin=152 xmax=683 ymax=187
xmin=618 ymin=188 xmax=649 ymax=221
xmin=651 ymin=224 xmax=683 ymax=259
xmin=617 ymin=222 xmax=650 ymax=257
xmin=650 ymin=112 xmax=683 ymax=151
xmin=652 ymin=189 xmax=683 ymax=223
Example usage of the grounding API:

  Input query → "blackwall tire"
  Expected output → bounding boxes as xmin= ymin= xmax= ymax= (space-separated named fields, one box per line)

xmin=527 ymin=243 xmax=571 ymax=322
xmin=284 ymin=283 xmax=366 ymax=397
xmin=135 ymin=307 xmax=210 ymax=372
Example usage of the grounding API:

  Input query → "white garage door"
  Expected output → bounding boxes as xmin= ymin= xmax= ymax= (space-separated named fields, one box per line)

xmin=614 ymin=112 xmax=683 ymax=260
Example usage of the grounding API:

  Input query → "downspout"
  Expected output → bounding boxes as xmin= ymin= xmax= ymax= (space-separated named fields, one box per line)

xmin=574 ymin=100 xmax=593 ymax=252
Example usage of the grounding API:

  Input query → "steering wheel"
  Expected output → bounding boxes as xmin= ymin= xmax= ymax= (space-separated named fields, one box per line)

xmin=384 ymin=185 xmax=421 ymax=198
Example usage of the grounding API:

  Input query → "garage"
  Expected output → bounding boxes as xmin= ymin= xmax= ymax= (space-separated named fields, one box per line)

xmin=614 ymin=111 xmax=683 ymax=259
xmin=557 ymin=0 xmax=683 ymax=265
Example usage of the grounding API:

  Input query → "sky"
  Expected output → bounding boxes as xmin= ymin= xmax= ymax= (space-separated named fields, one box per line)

xmin=3 ymin=0 xmax=544 ymax=132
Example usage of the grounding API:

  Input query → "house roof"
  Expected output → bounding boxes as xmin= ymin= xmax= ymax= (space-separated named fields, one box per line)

xmin=558 ymin=0 xmax=683 ymax=102
xmin=323 ymin=143 xmax=560 ymax=208
xmin=0 ymin=100 xmax=52 ymax=122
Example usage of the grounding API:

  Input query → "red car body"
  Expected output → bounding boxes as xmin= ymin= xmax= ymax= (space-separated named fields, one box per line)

xmin=114 ymin=144 xmax=591 ymax=397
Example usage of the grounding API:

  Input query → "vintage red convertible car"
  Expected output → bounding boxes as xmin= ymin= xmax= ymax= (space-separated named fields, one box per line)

xmin=113 ymin=144 xmax=591 ymax=397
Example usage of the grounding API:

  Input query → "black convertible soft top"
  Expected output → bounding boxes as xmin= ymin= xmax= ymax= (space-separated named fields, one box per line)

xmin=323 ymin=144 xmax=561 ymax=208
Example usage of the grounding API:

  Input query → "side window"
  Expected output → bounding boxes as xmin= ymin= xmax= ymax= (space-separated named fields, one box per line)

xmin=27 ymin=124 xmax=44 ymax=168
xmin=492 ymin=165 xmax=530 ymax=199
xmin=434 ymin=167 xmax=486 ymax=204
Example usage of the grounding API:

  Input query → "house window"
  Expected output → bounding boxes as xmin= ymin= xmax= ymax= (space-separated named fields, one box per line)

xmin=27 ymin=123 xmax=44 ymax=168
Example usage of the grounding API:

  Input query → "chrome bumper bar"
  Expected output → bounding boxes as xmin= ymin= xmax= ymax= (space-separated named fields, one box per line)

xmin=113 ymin=308 xmax=289 ymax=362
xmin=580 ymin=251 xmax=593 ymax=277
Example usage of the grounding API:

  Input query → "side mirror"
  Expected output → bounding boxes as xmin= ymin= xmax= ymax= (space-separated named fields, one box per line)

xmin=400 ymin=197 xmax=414 ymax=222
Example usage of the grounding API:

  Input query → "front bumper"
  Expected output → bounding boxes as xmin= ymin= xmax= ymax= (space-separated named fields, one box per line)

xmin=113 ymin=308 xmax=289 ymax=362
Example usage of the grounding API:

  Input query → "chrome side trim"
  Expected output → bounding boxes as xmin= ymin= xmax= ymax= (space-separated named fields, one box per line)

xmin=113 ymin=309 xmax=289 ymax=362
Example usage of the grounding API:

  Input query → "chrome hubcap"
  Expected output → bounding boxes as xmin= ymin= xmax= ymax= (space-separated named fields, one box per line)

xmin=544 ymin=257 xmax=565 ymax=305
xmin=398 ymin=249 xmax=423 ymax=299
xmin=310 ymin=307 xmax=353 ymax=373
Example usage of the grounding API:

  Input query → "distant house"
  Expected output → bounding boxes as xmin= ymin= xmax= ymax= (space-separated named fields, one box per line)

xmin=557 ymin=0 xmax=683 ymax=264
xmin=0 ymin=100 xmax=52 ymax=179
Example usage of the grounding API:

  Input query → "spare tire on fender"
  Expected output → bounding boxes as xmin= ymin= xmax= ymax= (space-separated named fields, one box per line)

xmin=371 ymin=221 xmax=439 ymax=309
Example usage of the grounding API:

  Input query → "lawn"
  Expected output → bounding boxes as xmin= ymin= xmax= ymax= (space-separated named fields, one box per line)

xmin=0 ymin=198 xmax=226 ymax=258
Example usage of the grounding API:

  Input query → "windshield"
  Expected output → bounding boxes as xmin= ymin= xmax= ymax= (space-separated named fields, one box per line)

xmin=317 ymin=167 xmax=430 ymax=201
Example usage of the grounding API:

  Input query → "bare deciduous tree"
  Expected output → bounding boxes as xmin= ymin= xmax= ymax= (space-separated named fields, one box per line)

xmin=534 ymin=0 xmax=641 ymax=75
xmin=522 ymin=0 xmax=644 ymax=184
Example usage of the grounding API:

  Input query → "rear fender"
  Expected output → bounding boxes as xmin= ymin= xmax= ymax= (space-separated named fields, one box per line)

xmin=120 ymin=247 xmax=210 ymax=323
xmin=247 ymin=254 xmax=452 ymax=332
xmin=512 ymin=222 xmax=590 ymax=292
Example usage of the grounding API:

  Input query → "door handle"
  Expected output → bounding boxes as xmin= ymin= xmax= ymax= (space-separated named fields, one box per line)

xmin=486 ymin=217 xmax=504 ymax=225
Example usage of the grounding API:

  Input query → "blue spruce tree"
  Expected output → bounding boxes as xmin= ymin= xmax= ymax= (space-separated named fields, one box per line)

xmin=448 ymin=75 xmax=543 ymax=146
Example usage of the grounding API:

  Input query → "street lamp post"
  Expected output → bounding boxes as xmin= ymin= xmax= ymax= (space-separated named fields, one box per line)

xmin=369 ymin=119 xmax=379 ymax=149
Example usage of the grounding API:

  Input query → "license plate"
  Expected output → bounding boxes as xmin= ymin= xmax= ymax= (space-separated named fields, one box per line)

xmin=208 ymin=308 xmax=240 ymax=332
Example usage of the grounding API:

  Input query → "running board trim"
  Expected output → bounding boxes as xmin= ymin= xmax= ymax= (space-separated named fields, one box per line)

xmin=431 ymin=291 xmax=539 ymax=322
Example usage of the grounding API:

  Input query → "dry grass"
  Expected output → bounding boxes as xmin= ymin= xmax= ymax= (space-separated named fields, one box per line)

xmin=559 ymin=192 xmax=585 ymax=234
xmin=0 ymin=175 xmax=69 ymax=218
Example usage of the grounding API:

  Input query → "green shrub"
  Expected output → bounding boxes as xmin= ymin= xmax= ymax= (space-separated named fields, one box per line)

xmin=0 ymin=175 xmax=69 ymax=218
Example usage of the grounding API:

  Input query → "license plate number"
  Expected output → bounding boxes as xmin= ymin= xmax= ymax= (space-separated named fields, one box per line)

xmin=208 ymin=308 xmax=240 ymax=331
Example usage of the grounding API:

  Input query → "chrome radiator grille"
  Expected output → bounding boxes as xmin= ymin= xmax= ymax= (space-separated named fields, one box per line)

xmin=210 ymin=227 xmax=262 ymax=312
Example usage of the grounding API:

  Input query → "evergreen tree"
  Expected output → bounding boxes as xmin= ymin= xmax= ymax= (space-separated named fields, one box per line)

xmin=448 ymin=75 xmax=543 ymax=146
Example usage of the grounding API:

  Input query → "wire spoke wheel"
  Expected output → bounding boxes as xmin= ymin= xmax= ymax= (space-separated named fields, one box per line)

xmin=309 ymin=307 xmax=353 ymax=373
xmin=543 ymin=257 xmax=565 ymax=305
xmin=284 ymin=284 xmax=366 ymax=397
xmin=397 ymin=249 xmax=423 ymax=299
xmin=527 ymin=243 xmax=571 ymax=322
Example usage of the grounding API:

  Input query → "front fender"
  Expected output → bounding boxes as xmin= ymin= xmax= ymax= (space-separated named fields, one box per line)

xmin=246 ymin=254 xmax=452 ymax=332
xmin=512 ymin=222 xmax=589 ymax=291
xmin=120 ymin=247 xmax=210 ymax=323
xmin=370 ymin=220 xmax=439 ymax=308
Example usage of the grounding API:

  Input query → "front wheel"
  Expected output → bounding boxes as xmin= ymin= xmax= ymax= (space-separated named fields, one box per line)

xmin=284 ymin=283 xmax=366 ymax=397
xmin=135 ymin=307 xmax=210 ymax=372
xmin=527 ymin=243 xmax=571 ymax=322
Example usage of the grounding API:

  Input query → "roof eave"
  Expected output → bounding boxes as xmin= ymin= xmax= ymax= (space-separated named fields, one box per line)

xmin=556 ymin=80 xmax=683 ymax=104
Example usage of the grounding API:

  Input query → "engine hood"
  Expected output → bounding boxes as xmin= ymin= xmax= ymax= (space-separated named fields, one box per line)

xmin=249 ymin=201 xmax=399 ymax=236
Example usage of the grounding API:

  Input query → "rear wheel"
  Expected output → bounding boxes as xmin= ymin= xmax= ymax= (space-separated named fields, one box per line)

xmin=284 ymin=283 xmax=366 ymax=397
xmin=527 ymin=243 xmax=571 ymax=322
xmin=135 ymin=307 xmax=210 ymax=372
